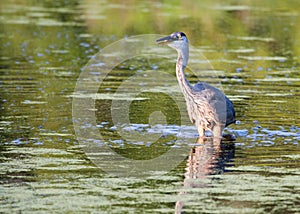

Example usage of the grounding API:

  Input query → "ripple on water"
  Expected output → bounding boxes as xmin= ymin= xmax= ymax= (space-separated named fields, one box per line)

xmin=238 ymin=56 xmax=288 ymax=61
xmin=97 ymin=121 xmax=300 ymax=148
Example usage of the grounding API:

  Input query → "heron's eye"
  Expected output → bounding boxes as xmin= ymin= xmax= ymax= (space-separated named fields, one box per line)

xmin=177 ymin=33 xmax=181 ymax=39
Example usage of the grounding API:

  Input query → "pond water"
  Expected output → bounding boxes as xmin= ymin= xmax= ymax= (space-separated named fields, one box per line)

xmin=1 ymin=0 xmax=299 ymax=213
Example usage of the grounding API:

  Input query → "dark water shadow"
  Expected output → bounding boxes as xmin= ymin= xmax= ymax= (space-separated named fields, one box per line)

xmin=175 ymin=137 xmax=235 ymax=213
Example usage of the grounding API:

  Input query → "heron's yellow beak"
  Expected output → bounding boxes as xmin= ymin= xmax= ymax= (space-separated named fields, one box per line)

xmin=156 ymin=35 xmax=177 ymax=45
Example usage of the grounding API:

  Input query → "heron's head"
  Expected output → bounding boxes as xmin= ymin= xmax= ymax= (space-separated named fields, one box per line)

xmin=156 ymin=32 xmax=189 ymax=67
xmin=156 ymin=32 xmax=188 ymax=51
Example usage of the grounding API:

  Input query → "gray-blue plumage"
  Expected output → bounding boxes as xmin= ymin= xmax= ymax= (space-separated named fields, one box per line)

xmin=157 ymin=32 xmax=236 ymax=138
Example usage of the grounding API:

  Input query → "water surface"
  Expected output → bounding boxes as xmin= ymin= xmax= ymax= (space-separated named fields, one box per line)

xmin=1 ymin=0 xmax=299 ymax=213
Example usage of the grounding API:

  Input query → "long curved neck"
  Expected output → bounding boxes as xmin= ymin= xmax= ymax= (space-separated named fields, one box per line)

xmin=176 ymin=49 xmax=193 ymax=97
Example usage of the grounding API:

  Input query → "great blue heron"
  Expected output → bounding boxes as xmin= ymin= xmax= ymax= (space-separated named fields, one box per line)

xmin=156 ymin=32 xmax=236 ymax=139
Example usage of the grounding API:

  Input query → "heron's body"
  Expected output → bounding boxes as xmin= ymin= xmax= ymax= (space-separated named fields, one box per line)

xmin=157 ymin=32 xmax=236 ymax=138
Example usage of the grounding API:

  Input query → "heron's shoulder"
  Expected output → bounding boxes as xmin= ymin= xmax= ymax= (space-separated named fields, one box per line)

xmin=192 ymin=82 xmax=206 ymax=92
xmin=193 ymin=82 xmax=220 ymax=93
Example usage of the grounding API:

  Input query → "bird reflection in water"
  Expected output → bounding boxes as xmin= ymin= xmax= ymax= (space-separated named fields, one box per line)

xmin=175 ymin=137 xmax=235 ymax=213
